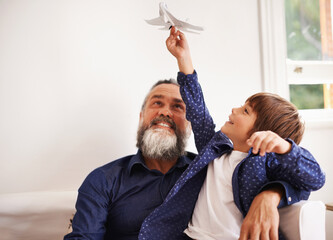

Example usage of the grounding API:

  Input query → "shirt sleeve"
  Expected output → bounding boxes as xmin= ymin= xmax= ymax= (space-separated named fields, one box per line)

xmin=257 ymin=181 xmax=310 ymax=208
xmin=177 ymin=71 xmax=216 ymax=153
xmin=64 ymin=169 xmax=111 ymax=240
xmin=266 ymin=139 xmax=326 ymax=192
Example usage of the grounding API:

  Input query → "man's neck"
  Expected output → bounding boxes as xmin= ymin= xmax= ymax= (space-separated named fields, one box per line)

xmin=143 ymin=156 xmax=178 ymax=174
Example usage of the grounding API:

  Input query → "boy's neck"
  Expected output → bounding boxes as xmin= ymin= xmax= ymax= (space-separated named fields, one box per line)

xmin=233 ymin=143 xmax=250 ymax=153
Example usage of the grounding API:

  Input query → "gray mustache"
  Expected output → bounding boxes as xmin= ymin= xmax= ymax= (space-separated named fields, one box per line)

xmin=150 ymin=116 xmax=176 ymax=131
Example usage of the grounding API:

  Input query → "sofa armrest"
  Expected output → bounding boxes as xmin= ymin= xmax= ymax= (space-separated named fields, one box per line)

xmin=279 ymin=200 xmax=326 ymax=240
xmin=0 ymin=191 xmax=77 ymax=240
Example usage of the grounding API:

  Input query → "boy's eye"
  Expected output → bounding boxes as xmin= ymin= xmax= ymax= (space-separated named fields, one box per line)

xmin=241 ymin=105 xmax=248 ymax=114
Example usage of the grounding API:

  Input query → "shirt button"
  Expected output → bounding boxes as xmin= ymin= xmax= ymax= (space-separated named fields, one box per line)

xmin=288 ymin=197 xmax=292 ymax=202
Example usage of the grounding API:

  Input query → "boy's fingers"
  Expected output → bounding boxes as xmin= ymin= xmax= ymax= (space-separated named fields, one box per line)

xmin=265 ymin=135 xmax=280 ymax=153
xmin=247 ymin=134 xmax=255 ymax=147
xmin=178 ymin=30 xmax=186 ymax=40
xmin=251 ymin=136 xmax=262 ymax=154
xmin=248 ymin=131 xmax=261 ymax=144
xmin=259 ymin=135 xmax=275 ymax=155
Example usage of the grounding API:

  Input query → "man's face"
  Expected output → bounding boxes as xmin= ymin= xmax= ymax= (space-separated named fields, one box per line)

xmin=140 ymin=83 xmax=189 ymax=137
xmin=137 ymin=83 xmax=190 ymax=161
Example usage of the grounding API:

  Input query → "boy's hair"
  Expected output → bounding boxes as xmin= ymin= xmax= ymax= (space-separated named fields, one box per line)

xmin=246 ymin=92 xmax=304 ymax=144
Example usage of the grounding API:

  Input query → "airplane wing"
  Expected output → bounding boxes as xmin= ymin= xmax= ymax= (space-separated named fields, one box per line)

xmin=145 ymin=16 xmax=166 ymax=26
xmin=158 ymin=26 xmax=172 ymax=30
xmin=146 ymin=2 xmax=204 ymax=34
xmin=175 ymin=19 xmax=204 ymax=31
xmin=176 ymin=28 xmax=201 ymax=34
xmin=162 ymin=4 xmax=203 ymax=32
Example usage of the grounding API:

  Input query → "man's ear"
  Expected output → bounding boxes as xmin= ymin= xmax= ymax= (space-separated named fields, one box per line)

xmin=139 ymin=112 xmax=143 ymax=125
xmin=185 ymin=121 xmax=192 ymax=138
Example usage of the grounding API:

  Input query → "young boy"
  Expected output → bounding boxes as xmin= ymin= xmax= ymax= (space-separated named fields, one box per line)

xmin=139 ymin=28 xmax=325 ymax=240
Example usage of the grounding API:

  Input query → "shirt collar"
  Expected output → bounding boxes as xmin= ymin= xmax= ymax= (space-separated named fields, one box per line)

xmin=175 ymin=154 xmax=192 ymax=168
xmin=128 ymin=150 xmax=191 ymax=174
xmin=127 ymin=150 xmax=146 ymax=173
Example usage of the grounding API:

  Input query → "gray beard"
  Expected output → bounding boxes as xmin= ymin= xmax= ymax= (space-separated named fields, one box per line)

xmin=136 ymin=119 xmax=187 ymax=162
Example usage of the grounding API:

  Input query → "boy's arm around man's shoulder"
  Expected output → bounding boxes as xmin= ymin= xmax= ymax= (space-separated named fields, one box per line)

xmin=265 ymin=139 xmax=326 ymax=192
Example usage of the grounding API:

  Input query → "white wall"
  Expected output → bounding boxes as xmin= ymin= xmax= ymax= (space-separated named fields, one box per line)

xmin=0 ymin=0 xmax=331 ymax=203
xmin=0 ymin=0 xmax=262 ymax=194
xmin=301 ymin=124 xmax=333 ymax=203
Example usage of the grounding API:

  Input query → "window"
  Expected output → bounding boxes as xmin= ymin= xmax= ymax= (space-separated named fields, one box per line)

xmin=285 ymin=0 xmax=333 ymax=110
xmin=258 ymin=0 xmax=333 ymax=126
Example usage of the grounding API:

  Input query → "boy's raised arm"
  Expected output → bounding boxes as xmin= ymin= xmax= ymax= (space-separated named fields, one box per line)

xmin=166 ymin=27 xmax=217 ymax=152
xmin=166 ymin=27 xmax=194 ymax=75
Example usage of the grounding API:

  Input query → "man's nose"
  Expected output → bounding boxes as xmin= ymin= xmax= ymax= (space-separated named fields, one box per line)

xmin=159 ymin=106 xmax=173 ymax=118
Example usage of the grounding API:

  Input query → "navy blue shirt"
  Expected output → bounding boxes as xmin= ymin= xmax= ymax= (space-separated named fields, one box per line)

xmin=64 ymin=150 xmax=195 ymax=240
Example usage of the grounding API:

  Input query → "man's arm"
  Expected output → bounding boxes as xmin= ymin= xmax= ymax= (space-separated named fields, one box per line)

xmin=239 ymin=186 xmax=283 ymax=240
xmin=64 ymin=169 xmax=109 ymax=240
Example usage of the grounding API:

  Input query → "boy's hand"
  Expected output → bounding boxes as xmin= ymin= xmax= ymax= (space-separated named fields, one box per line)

xmin=166 ymin=27 xmax=194 ymax=75
xmin=247 ymin=131 xmax=291 ymax=156
xmin=166 ymin=26 xmax=189 ymax=59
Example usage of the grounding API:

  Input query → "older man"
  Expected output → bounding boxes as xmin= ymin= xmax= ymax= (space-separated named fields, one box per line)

xmin=64 ymin=80 xmax=283 ymax=240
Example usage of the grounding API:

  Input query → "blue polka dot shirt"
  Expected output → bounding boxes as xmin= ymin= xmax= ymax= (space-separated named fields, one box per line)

xmin=139 ymin=71 xmax=325 ymax=240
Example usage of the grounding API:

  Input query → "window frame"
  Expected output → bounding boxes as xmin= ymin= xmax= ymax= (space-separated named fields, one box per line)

xmin=258 ymin=0 xmax=333 ymax=128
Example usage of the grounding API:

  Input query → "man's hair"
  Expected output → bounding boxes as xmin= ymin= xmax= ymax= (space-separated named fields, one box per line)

xmin=246 ymin=92 xmax=304 ymax=144
xmin=141 ymin=79 xmax=179 ymax=111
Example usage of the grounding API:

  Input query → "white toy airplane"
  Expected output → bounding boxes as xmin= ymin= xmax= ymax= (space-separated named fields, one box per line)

xmin=145 ymin=2 xmax=204 ymax=34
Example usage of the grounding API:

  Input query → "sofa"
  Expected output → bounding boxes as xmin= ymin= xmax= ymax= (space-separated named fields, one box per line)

xmin=0 ymin=191 xmax=327 ymax=240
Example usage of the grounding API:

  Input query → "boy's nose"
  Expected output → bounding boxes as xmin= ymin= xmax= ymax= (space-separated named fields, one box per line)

xmin=231 ymin=107 xmax=241 ymax=115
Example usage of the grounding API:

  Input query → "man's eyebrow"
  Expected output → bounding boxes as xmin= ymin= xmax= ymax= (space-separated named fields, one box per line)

xmin=174 ymin=98 xmax=185 ymax=104
xmin=150 ymin=95 xmax=163 ymax=100
xmin=150 ymin=95 xmax=185 ymax=104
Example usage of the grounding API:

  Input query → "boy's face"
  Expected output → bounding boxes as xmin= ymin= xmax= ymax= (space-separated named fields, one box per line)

xmin=221 ymin=101 xmax=257 ymax=152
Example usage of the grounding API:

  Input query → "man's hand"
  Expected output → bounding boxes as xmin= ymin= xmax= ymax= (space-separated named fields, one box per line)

xmin=239 ymin=188 xmax=283 ymax=240
xmin=166 ymin=27 xmax=194 ymax=75
xmin=247 ymin=131 xmax=292 ymax=156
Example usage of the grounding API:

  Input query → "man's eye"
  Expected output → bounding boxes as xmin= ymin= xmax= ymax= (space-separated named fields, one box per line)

xmin=174 ymin=104 xmax=184 ymax=110
xmin=153 ymin=101 xmax=162 ymax=105
xmin=244 ymin=108 xmax=249 ymax=114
